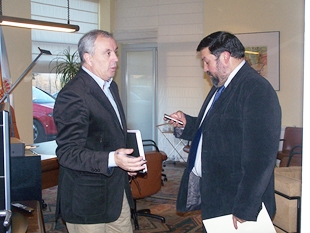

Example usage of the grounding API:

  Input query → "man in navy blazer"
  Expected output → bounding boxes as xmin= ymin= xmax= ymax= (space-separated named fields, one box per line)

xmin=167 ymin=31 xmax=281 ymax=230
xmin=53 ymin=30 xmax=146 ymax=233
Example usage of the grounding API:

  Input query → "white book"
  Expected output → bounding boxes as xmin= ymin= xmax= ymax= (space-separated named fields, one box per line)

xmin=127 ymin=130 xmax=147 ymax=173
xmin=203 ymin=203 xmax=276 ymax=233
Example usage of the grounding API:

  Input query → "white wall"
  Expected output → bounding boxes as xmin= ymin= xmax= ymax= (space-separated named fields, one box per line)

xmin=114 ymin=0 xmax=204 ymax=161
xmin=205 ymin=0 xmax=304 ymax=128
xmin=2 ymin=0 xmax=33 ymax=144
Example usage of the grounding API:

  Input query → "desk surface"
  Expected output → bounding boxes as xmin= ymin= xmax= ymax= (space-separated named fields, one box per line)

xmin=25 ymin=140 xmax=59 ymax=189
xmin=33 ymin=141 xmax=57 ymax=155
xmin=27 ymin=141 xmax=57 ymax=160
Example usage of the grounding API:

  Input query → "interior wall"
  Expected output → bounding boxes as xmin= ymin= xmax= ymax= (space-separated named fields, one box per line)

xmin=113 ymin=0 xmax=204 ymax=161
xmin=2 ymin=0 xmax=33 ymax=144
xmin=1 ymin=1 xmax=304 ymax=145
xmin=205 ymin=0 xmax=304 ymax=128
xmin=99 ymin=0 xmax=114 ymax=32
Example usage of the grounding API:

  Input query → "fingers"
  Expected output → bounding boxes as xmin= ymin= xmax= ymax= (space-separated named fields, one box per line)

xmin=232 ymin=216 xmax=238 ymax=229
xmin=232 ymin=215 xmax=246 ymax=230
xmin=175 ymin=110 xmax=185 ymax=119
xmin=164 ymin=111 xmax=186 ymax=127
xmin=114 ymin=149 xmax=147 ymax=172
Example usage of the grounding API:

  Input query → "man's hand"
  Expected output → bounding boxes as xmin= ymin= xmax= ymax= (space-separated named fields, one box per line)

xmin=114 ymin=148 xmax=146 ymax=172
xmin=232 ymin=215 xmax=246 ymax=229
xmin=165 ymin=111 xmax=186 ymax=127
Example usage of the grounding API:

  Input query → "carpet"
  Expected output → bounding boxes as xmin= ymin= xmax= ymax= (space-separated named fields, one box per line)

xmin=42 ymin=161 xmax=204 ymax=232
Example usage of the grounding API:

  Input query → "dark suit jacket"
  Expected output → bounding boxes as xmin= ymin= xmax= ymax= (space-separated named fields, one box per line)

xmin=177 ymin=62 xmax=281 ymax=221
xmin=53 ymin=68 xmax=133 ymax=224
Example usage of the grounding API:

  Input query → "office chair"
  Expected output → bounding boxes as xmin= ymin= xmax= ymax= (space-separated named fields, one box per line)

xmin=277 ymin=127 xmax=302 ymax=167
xmin=130 ymin=149 xmax=167 ymax=230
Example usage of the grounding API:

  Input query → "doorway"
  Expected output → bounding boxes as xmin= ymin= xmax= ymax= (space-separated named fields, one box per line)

xmin=121 ymin=44 xmax=158 ymax=141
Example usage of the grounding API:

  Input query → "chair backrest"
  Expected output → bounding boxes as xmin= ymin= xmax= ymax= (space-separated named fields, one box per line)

xmin=280 ymin=154 xmax=302 ymax=167
xmin=142 ymin=139 xmax=160 ymax=152
xmin=131 ymin=151 xmax=164 ymax=199
xmin=282 ymin=127 xmax=303 ymax=153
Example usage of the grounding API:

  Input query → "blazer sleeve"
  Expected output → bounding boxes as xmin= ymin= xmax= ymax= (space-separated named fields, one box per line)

xmin=175 ymin=114 xmax=197 ymax=141
xmin=232 ymin=78 xmax=281 ymax=220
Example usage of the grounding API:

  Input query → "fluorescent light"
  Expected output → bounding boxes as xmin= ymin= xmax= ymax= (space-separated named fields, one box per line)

xmin=0 ymin=15 xmax=79 ymax=32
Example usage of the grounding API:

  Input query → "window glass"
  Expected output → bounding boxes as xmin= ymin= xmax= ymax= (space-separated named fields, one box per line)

xmin=31 ymin=0 xmax=98 ymax=143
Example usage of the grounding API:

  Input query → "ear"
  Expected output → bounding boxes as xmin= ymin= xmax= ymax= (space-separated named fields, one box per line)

xmin=222 ymin=51 xmax=231 ymax=63
xmin=83 ymin=53 xmax=92 ymax=66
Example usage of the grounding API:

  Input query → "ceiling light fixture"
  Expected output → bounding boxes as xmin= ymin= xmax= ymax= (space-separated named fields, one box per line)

xmin=0 ymin=0 xmax=79 ymax=32
xmin=0 ymin=15 xmax=79 ymax=32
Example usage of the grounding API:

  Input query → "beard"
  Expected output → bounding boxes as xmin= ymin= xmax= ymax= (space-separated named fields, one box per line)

xmin=206 ymin=71 xmax=219 ymax=87
xmin=206 ymin=59 xmax=227 ymax=88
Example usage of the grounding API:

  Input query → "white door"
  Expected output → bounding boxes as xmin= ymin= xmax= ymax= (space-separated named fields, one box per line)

xmin=121 ymin=44 xmax=157 ymax=141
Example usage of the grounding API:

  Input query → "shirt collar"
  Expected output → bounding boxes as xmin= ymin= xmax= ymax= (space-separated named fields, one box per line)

xmin=82 ymin=66 xmax=113 ymax=89
xmin=223 ymin=60 xmax=245 ymax=88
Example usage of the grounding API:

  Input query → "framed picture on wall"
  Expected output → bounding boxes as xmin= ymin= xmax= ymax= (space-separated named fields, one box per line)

xmin=236 ymin=31 xmax=280 ymax=91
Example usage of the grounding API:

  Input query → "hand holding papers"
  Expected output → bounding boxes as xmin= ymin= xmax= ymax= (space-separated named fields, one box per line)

xmin=203 ymin=203 xmax=276 ymax=233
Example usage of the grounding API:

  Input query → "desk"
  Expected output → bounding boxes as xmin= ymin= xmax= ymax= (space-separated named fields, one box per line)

xmin=12 ymin=200 xmax=45 ymax=233
xmin=274 ymin=191 xmax=301 ymax=233
xmin=273 ymin=167 xmax=301 ymax=233
xmin=41 ymin=157 xmax=59 ymax=189
xmin=27 ymin=141 xmax=59 ymax=189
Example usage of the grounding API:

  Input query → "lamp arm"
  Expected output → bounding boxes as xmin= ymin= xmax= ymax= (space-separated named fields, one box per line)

xmin=0 ymin=47 xmax=51 ymax=103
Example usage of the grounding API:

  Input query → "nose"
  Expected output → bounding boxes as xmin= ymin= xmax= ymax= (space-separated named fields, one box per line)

xmin=203 ymin=63 xmax=209 ymax=73
xmin=112 ymin=52 xmax=119 ymax=62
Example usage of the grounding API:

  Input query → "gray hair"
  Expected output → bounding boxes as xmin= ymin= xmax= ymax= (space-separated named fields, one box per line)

xmin=78 ymin=30 xmax=114 ymax=64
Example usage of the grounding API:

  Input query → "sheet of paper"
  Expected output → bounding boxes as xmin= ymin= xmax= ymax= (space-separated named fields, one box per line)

xmin=203 ymin=203 xmax=276 ymax=233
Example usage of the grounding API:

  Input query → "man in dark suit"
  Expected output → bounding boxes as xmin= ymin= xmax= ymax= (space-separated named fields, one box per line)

xmin=53 ymin=30 xmax=146 ymax=233
xmin=166 ymin=31 xmax=281 ymax=230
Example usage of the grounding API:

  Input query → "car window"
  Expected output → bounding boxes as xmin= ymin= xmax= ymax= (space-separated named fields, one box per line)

xmin=32 ymin=87 xmax=55 ymax=104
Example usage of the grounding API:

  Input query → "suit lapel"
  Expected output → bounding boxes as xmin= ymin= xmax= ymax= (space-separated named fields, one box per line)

xmin=195 ymin=86 xmax=217 ymax=128
xmin=109 ymin=81 xmax=127 ymax=133
xmin=80 ymin=72 xmax=125 ymax=133
xmin=203 ymin=62 xmax=249 ymax=119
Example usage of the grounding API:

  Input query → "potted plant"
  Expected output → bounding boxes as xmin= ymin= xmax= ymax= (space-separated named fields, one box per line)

xmin=49 ymin=47 xmax=80 ymax=89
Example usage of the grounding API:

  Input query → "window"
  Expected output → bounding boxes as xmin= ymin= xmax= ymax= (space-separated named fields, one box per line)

xmin=31 ymin=0 xmax=98 ymax=142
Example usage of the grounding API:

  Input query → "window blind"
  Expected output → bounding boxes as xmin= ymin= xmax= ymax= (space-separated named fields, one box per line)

xmin=31 ymin=0 xmax=98 ymax=73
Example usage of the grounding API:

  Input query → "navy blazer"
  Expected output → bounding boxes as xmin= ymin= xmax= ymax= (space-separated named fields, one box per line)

xmin=177 ymin=62 xmax=281 ymax=221
xmin=53 ymin=69 xmax=133 ymax=224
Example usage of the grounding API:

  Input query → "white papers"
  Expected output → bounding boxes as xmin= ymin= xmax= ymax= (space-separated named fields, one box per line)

xmin=203 ymin=203 xmax=276 ymax=233
xmin=127 ymin=130 xmax=147 ymax=173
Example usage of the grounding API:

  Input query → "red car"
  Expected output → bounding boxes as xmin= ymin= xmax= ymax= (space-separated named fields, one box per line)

xmin=32 ymin=86 xmax=57 ymax=143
